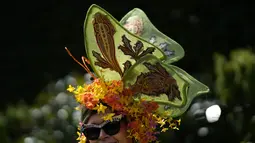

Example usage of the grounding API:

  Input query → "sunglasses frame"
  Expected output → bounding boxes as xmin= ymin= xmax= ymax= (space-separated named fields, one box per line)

xmin=80 ymin=114 xmax=123 ymax=140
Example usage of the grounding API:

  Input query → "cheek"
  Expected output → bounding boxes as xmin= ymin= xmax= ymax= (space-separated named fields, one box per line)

xmin=112 ymin=123 xmax=131 ymax=142
xmin=119 ymin=122 xmax=128 ymax=135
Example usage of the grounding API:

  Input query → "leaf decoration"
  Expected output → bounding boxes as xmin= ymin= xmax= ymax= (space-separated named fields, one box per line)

xmin=92 ymin=51 xmax=112 ymax=69
xmin=138 ymin=47 xmax=155 ymax=58
xmin=118 ymin=35 xmax=155 ymax=61
xmin=123 ymin=54 xmax=210 ymax=117
xmin=123 ymin=60 xmax=132 ymax=74
xmin=92 ymin=12 xmax=123 ymax=76
xmin=130 ymin=62 xmax=181 ymax=101
xmin=84 ymin=5 xmax=165 ymax=81
xmin=120 ymin=8 xmax=185 ymax=64
xmin=133 ymin=40 xmax=143 ymax=55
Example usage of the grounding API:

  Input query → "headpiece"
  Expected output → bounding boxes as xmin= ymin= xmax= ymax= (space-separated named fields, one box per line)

xmin=66 ymin=4 xmax=209 ymax=143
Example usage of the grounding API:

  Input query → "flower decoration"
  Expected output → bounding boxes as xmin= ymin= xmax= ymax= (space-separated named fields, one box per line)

xmin=66 ymin=4 xmax=209 ymax=143
xmin=67 ymin=77 xmax=180 ymax=143
xmin=123 ymin=15 xmax=144 ymax=36
xmin=76 ymin=128 xmax=86 ymax=143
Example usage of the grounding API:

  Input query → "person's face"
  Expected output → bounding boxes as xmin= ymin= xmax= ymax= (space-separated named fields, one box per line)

xmin=86 ymin=111 xmax=132 ymax=143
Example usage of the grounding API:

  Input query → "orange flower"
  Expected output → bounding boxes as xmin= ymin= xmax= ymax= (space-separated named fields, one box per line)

xmin=67 ymin=78 xmax=176 ymax=143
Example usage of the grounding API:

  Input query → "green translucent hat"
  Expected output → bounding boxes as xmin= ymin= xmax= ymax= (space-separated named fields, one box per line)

xmin=120 ymin=8 xmax=185 ymax=64
xmin=83 ymin=4 xmax=209 ymax=118
xmin=67 ymin=4 xmax=210 ymax=143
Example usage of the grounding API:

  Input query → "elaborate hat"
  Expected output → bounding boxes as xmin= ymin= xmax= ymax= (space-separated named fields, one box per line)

xmin=66 ymin=4 xmax=209 ymax=143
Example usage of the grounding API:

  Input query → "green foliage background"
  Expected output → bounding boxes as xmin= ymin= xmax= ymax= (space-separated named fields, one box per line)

xmin=1 ymin=48 xmax=254 ymax=143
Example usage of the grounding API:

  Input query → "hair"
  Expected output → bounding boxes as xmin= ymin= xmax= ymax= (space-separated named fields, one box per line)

xmin=80 ymin=106 xmax=96 ymax=143
xmin=80 ymin=105 xmax=132 ymax=143
xmin=81 ymin=106 xmax=97 ymax=124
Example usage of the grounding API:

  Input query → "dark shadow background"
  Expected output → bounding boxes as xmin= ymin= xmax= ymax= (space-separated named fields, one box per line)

xmin=3 ymin=1 xmax=255 ymax=142
xmin=5 ymin=0 xmax=255 ymax=108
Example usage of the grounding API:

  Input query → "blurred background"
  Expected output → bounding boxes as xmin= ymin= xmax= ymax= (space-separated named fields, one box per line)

xmin=3 ymin=0 xmax=255 ymax=143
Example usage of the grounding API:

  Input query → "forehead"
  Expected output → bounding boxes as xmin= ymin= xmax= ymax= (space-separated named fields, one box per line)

xmin=86 ymin=110 xmax=112 ymax=125
xmin=87 ymin=113 xmax=104 ymax=124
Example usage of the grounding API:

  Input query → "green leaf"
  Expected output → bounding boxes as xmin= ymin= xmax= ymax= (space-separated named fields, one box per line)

xmin=123 ymin=55 xmax=209 ymax=117
xmin=120 ymin=8 xmax=185 ymax=64
xmin=84 ymin=4 xmax=165 ymax=81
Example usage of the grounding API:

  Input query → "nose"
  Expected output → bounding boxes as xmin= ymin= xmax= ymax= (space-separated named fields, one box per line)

xmin=98 ymin=129 xmax=109 ymax=140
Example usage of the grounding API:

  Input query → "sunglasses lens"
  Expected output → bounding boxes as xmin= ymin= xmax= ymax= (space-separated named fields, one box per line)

xmin=83 ymin=127 xmax=100 ymax=140
xmin=103 ymin=121 xmax=121 ymax=136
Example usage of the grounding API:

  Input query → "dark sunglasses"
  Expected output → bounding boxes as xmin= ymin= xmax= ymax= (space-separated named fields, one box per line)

xmin=81 ymin=115 xmax=123 ymax=140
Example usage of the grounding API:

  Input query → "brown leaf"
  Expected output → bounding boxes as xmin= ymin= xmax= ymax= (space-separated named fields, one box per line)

xmin=130 ymin=62 xmax=181 ymax=101
xmin=123 ymin=60 xmax=132 ymax=74
xmin=143 ymin=62 xmax=168 ymax=76
xmin=118 ymin=35 xmax=136 ymax=58
xmin=119 ymin=35 xmax=156 ymax=62
xmin=133 ymin=41 xmax=143 ymax=55
xmin=118 ymin=45 xmax=136 ymax=58
xmin=92 ymin=12 xmax=123 ymax=76
xmin=122 ymin=35 xmax=132 ymax=49
xmin=138 ymin=47 xmax=155 ymax=59
xmin=92 ymin=51 xmax=112 ymax=69
xmin=170 ymin=84 xmax=181 ymax=100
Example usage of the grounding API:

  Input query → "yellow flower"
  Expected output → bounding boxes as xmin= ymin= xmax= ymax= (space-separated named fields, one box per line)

xmin=75 ymin=106 xmax=81 ymax=110
xmin=167 ymin=118 xmax=173 ymax=124
xmin=177 ymin=119 xmax=181 ymax=126
xmin=130 ymin=107 xmax=139 ymax=115
xmin=163 ymin=110 xmax=172 ymax=117
xmin=161 ymin=128 xmax=168 ymax=132
xmin=169 ymin=123 xmax=179 ymax=130
xmin=67 ymin=85 xmax=75 ymax=92
xmin=102 ymin=113 xmax=115 ymax=121
xmin=93 ymin=103 xmax=107 ymax=114
xmin=75 ymin=94 xmax=83 ymax=103
xmin=142 ymin=116 xmax=149 ymax=126
xmin=92 ymin=80 xmax=107 ymax=100
xmin=76 ymin=132 xmax=86 ymax=143
xmin=158 ymin=118 xmax=166 ymax=127
xmin=74 ymin=85 xmax=84 ymax=94
xmin=94 ymin=91 xmax=105 ymax=100
xmin=133 ymin=132 xmax=140 ymax=140
xmin=120 ymin=96 xmax=130 ymax=105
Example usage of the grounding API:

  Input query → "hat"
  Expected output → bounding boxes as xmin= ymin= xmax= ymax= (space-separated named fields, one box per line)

xmin=120 ymin=7 xmax=184 ymax=64
xmin=66 ymin=4 xmax=209 ymax=143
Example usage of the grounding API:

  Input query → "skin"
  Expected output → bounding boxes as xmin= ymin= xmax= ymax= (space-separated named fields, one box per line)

xmin=87 ymin=110 xmax=133 ymax=143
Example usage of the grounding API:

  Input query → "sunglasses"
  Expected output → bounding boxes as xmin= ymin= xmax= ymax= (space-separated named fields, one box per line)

xmin=81 ymin=115 xmax=123 ymax=140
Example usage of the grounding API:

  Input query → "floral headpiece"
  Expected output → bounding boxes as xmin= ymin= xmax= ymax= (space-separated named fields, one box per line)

xmin=66 ymin=4 xmax=209 ymax=143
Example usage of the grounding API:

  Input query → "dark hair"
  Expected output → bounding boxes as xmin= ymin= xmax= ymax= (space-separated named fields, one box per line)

xmin=80 ymin=105 xmax=131 ymax=143
xmin=81 ymin=106 xmax=97 ymax=124
xmin=80 ymin=106 xmax=97 ymax=143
